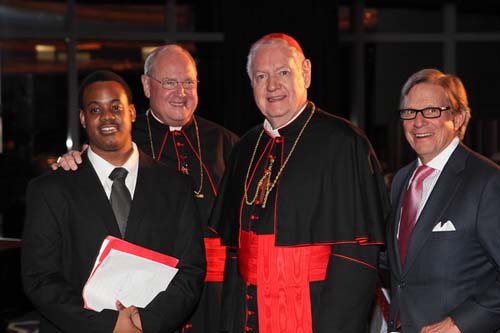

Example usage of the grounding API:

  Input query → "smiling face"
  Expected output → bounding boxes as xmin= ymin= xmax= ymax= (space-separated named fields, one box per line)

xmin=80 ymin=81 xmax=136 ymax=162
xmin=250 ymin=42 xmax=311 ymax=129
xmin=402 ymin=82 xmax=465 ymax=164
xmin=141 ymin=48 xmax=198 ymax=126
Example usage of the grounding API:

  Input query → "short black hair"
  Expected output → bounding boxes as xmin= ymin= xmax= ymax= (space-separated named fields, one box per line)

xmin=78 ymin=70 xmax=133 ymax=109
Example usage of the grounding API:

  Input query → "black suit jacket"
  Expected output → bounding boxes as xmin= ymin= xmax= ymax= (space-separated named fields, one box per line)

xmin=387 ymin=143 xmax=500 ymax=333
xmin=21 ymin=150 xmax=206 ymax=333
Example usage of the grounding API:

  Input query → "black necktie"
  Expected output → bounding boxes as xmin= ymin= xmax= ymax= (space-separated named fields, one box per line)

xmin=109 ymin=167 xmax=131 ymax=237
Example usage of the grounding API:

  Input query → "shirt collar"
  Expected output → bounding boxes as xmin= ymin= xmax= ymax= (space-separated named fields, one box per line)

xmin=418 ymin=136 xmax=460 ymax=171
xmin=263 ymin=102 xmax=308 ymax=138
xmin=87 ymin=142 xmax=139 ymax=178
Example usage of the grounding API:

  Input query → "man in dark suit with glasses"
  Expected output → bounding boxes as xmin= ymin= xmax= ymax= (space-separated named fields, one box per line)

xmin=387 ymin=68 xmax=500 ymax=333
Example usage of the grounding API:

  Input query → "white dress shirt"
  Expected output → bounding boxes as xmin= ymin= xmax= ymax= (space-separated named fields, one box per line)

xmin=397 ymin=137 xmax=460 ymax=237
xmin=87 ymin=143 xmax=140 ymax=199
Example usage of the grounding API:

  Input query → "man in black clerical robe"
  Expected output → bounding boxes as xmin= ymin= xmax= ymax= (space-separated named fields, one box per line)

xmin=135 ymin=45 xmax=239 ymax=332
xmin=210 ymin=34 xmax=389 ymax=333
xmin=133 ymin=112 xmax=238 ymax=225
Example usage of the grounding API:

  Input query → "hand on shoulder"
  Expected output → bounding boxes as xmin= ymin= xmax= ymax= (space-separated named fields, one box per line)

xmin=51 ymin=144 xmax=88 ymax=171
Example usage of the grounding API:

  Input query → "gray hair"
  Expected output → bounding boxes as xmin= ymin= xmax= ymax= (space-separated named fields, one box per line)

xmin=143 ymin=44 xmax=197 ymax=76
xmin=400 ymin=68 xmax=471 ymax=140
xmin=246 ymin=38 xmax=305 ymax=79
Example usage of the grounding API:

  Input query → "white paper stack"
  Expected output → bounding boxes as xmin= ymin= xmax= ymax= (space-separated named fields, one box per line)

xmin=83 ymin=236 xmax=179 ymax=311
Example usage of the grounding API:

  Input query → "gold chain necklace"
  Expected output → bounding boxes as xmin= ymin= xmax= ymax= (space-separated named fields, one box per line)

xmin=145 ymin=109 xmax=205 ymax=198
xmin=244 ymin=102 xmax=315 ymax=208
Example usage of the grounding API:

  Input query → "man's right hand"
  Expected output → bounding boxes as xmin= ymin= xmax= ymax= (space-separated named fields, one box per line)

xmin=51 ymin=144 xmax=88 ymax=171
xmin=114 ymin=300 xmax=142 ymax=333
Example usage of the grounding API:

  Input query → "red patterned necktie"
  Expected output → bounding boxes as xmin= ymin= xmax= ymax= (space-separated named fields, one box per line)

xmin=398 ymin=165 xmax=434 ymax=265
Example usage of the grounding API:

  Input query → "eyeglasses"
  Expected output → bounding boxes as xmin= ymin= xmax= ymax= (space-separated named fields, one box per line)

xmin=398 ymin=106 xmax=451 ymax=120
xmin=147 ymin=75 xmax=199 ymax=90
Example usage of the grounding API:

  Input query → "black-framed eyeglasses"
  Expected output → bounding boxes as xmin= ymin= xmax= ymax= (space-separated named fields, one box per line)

xmin=146 ymin=75 xmax=199 ymax=90
xmin=398 ymin=106 xmax=451 ymax=120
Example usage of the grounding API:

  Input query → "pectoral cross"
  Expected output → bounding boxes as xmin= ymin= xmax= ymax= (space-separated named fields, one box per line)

xmin=181 ymin=165 xmax=190 ymax=175
xmin=256 ymin=156 xmax=275 ymax=205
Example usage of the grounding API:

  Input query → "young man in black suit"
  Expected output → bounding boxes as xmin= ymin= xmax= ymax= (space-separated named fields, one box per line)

xmin=21 ymin=70 xmax=205 ymax=333
xmin=387 ymin=68 xmax=500 ymax=333
xmin=53 ymin=46 xmax=239 ymax=333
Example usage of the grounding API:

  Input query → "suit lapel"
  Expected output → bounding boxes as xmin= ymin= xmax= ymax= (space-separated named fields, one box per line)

xmin=402 ymin=145 xmax=468 ymax=274
xmin=79 ymin=153 xmax=122 ymax=238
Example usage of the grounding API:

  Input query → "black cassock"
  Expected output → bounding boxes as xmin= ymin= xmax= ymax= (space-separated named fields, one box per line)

xmin=210 ymin=102 xmax=390 ymax=333
xmin=134 ymin=111 xmax=239 ymax=333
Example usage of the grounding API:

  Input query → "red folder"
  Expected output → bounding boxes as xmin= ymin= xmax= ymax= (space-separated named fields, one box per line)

xmin=83 ymin=236 xmax=179 ymax=311
xmin=89 ymin=236 xmax=178 ymax=278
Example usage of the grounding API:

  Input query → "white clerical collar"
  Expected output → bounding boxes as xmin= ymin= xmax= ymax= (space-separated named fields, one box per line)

xmin=263 ymin=102 xmax=308 ymax=138
xmin=418 ymin=136 xmax=460 ymax=171
xmin=149 ymin=109 xmax=183 ymax=131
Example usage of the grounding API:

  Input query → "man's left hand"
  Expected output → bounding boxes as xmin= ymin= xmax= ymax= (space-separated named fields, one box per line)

xmin=421 ymin=317 xmax=460 ymax=333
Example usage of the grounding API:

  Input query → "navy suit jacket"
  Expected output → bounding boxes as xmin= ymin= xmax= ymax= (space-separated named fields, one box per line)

xmin=21 ymin=150 xmax=206 ymax=333
xmin=387 ymin=143 xmax=500 ymax=333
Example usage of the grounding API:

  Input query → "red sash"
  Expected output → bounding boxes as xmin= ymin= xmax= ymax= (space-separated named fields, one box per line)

xmin=238 ymin=231 xmax=330 ymax=333
xmin=204 ymin=237 xmax=226 ymax=282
